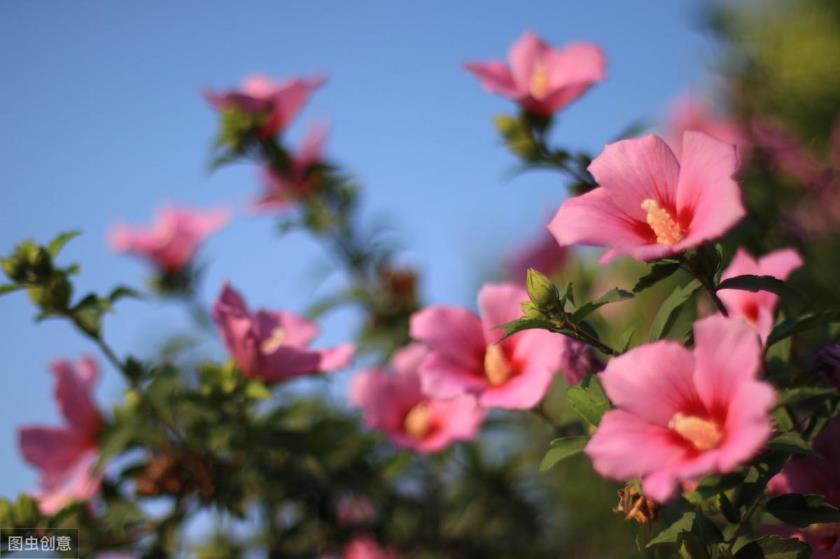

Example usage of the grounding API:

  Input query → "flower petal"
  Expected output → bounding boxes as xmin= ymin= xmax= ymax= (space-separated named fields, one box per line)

xmin=51 ymin=358 xmax=102 ymax=435
xmin=548 ymin=187 xmax=653 ymax=250
xmin=692 ymin=315 xmax=762 ymax=412
xmin=675 ymin=132 xmax=744 ymax=249
xmin=418 ymin=352 xmax=486 ymax=399
xmin=508 ymin=31 xmax=547 ymax=91
xmin=586 ymin=410 xmax=686 ymax=483
xmin=410 ymin=306 xmax=485 ymax=371
xmin=477 ymin=283 xmax=528 ymax=345
xmin=463 ymin=61 xmax=520 ymax=97
xmin=599 ymin=340 xmax=699 ymax=426
xmin=588 ymin=134 xmax=681 ymax=222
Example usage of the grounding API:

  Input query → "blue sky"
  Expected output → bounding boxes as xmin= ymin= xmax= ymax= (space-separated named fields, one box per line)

xmin=0 ymin=0 xmax=717 ymax=499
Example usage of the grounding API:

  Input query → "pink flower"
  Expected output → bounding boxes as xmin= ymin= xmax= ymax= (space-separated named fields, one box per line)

xmin=344 ymin=535 xmax=402 ymax=559
xmin=212 ymin=283 xmax=355 ymax=383
xmin=410 ymin=283 xmax=592 ymax=410
xmin=253 ymin=124 xmax=328 ymax=211
xmin=767 ymin=419 xmax=840 ymax=558
xmin=18 ymin=357 xmax=104 ymax=514
xmin=585 ymin=315 xmax=776 ymax=502
xmin=751 ymin=118 xmax=831 ymax=190
xmin=205 ymin=74 xmax=326 ymax=139
xmin=666 ymin=94 xmax=748 ymax=155
xmin=109 ymin=206 xmax=229 ymax=273
xmin=350 ymin=344 xmax=484 ymax=452
xmin=504 ymin=229 xmax=568 ymax=284
xmin=465 ymin=32 xmax=605 ymax=116
xmin=549 ymin=132 xmax=745 ymax=263
xmin=718 ymin=248 xmax=803 ymax=343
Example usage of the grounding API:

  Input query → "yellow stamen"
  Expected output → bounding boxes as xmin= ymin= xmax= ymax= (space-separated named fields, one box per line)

xmin=484 ymin=344 xmax=513 ymax=386
xmin=669 ymin=413 xmax=723 ymax=451
xmin=404 ymin=403 xmax=433 ymax=439
xmin=260 ymin=327 xmax=287 ymax=353
xmin=641 ymin=199 xmax=684 ymax=245
xmin=529 ymin=60 xmax=551 ymax=100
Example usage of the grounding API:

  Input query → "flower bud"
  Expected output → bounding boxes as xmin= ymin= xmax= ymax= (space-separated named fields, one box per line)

xmin=520 ymin=300 xmax=544 ymax=320
xmin=494 ymin=114 xmax=539 ymax=160
xmin=526 ymin=268 xmax=560 ymax=313
xmin=27 ymin=275 xmax=72 ymax=311
xmin=218 ymin=106 xmax=267 ymax=153
xmin=1 ymin=256 xmax=26 ymax=282
xmin=124 ymin=388 xmax=142 ymax=409
xmin=25 ymin=245 xmax=52 ymax=278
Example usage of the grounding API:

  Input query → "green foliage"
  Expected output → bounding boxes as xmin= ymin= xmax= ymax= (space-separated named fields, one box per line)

xmin=539 ymin=436 xmax=588 ymax=472
xmin=566 ymin=374 xmax=610 ymax=427
xmin=765 ymin=494 xmax=840 ymax=526
xmin=649 ymin=279 xmax=702 ymax=341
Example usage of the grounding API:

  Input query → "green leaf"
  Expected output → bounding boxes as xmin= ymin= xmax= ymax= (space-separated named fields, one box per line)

xmin=108 ymin=285 xmax=142 ymax=303
xmin=617 ymin=326 xmax=638 ymax=352
xmin=647 ymin=512 xmax=721 ymax=551
xmin=572 ymin=288 xmax=634 ymax=321
xmin=733 ymin=536 xmax=811 ymax=559
xmin=778 ymin=386 xmax=837 ymax=406
xmin=647 ymin=512 xmax=696 ymax=547
xmin=95 ymin=422 xmax=136 ymax=472
xmin=767 ymin=310 xmax=840 ymax=347
xmin=0 ymin=284 xmax=24 ymax=296
xmin=766 ymin=493 xmax=840 ymax=526
xmin=678 ymin=533 xmax=710 ymax=559
xmin=633 ymin=260 xmax=683 ymax=293
xmin=48 ymin=230 xmax=81 ymax=257
xmin=566 ymin=374 xmax=610 ymax=427
xmin=717 ymin=275 xmax=799 ymax=299
xmin=498 ymin=317 xmax=558 ymax=340
xmin=767 ymin=432 xmax=815 ymax=456
xmin=649 ymin=280 xmax=702 ymax=341
xmin=539 ymin=436 xmax=588 ymax=472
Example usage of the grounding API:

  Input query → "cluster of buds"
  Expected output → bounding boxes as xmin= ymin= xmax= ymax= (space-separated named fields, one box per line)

xmin=2 ymin=236 xmax=75 ymax=315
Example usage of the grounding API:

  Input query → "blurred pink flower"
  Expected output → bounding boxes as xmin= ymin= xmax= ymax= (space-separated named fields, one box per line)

xmin=109 ymin=206 xmax=229 ymax=273
xmin=254 ymin=124 xmax=328 ymax=211
xmin=767 ymin=418 xmax=840 ymax=558
xmin=350 ymin=344 xmax=484 ymax=452
xmin=549 ymin=132 xmax=744 ymax=263
xmin=504 ymin=230 xmax=568 ymax=284
xmin=344 ymin=535 xmax=402 ymax=559
xmin=718 ymin=248 xmax=803 ymax=343
xmin=212 ymin=283 xmax=355 ymax=383
xmin=337 ymin=495 xmax=376 ymax=526
xmin=751 ymin=117 xmax=831 ymax=190
xmin=205 ymin=74 xmax=325 ymax=139
xmin=411 ymin=283 xmax=591 ymax=410
xmin=666 ymin=94 xmax=747 ymax=155
xmin=465 ymin=32 xmax=605 ymax=116
xmin=18 ymin=357 xmax=104 ymax=514
xmin=751 ymin=117 xmax=840 ymax=238
xmin=586 ymin=315 xmax=775 ymax=503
